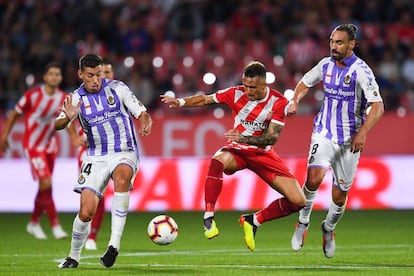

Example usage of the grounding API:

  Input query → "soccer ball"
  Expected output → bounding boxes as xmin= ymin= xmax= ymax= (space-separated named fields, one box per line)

xmin=147 ymin=215 xmax=178 ymax=245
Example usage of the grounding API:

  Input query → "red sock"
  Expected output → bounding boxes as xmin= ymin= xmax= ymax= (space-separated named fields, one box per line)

xmin=88 ymin=197 xmax=105 ymax=240
xmin=204 ymin=159 xmax=224 ymax=212
xmin=30 ymin=191 xmax=44 ymax=223
xmin=256 ymin=197 xmax=302 ymax=224
xmin=42 ymin=189 xmax=59 ymax=227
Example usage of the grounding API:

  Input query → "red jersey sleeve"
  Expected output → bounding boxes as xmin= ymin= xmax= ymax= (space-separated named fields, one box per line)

xmin=270 ymin=92 xmax=289 ymax=125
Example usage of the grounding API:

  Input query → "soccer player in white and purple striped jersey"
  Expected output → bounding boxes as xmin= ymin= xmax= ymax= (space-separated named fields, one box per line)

xmin=55 ymin=54 xmax=152 ymax=269
xmin=288 ymin=24 xmax=384 ymax=258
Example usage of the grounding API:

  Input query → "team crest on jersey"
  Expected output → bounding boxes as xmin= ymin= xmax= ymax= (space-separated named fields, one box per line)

xmin=78 ymin=174 xmax=86 ymax=184
xmin=343 ymin=75 xmax=351 ymax=86
xmin=107 ymin=95 xmax=115 ymax=105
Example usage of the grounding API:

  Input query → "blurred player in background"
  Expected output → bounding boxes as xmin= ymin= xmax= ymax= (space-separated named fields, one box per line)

xmin=69 ymin=59 xmax=115 ymax=251
xmin=288 ymin=24 xmax=384 ymax=258
xmin=0 ymin=62 xmax=68 ymax=240
xmin=161 ymin=61 xmax=306 ymax=251
xmin=55 ymin=54 xmax=152 ymax=268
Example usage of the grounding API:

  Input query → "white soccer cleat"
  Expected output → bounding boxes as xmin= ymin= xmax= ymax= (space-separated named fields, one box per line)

xmin=26 ymin=223 xmax=47 ymax=239
xmin=321 ymin=220 xmax=336 ymax=258
xmin=52 ymin=224 xmax=68 ymax=239
xmin=85 ymin=238 xmax=98 ymax=250
xmin=291 ymin=222 xmax=309 ymax=251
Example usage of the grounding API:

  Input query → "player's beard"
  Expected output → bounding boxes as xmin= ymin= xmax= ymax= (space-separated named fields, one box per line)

xmin=330 ymin=49 xmax=345 ymax=61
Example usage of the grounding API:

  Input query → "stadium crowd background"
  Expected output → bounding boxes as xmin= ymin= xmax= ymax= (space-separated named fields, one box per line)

xmin=0 ymin=0 xmax=413 ymax=115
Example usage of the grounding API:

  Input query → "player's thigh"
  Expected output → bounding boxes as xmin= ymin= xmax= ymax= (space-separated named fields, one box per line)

xmin=76 ymin=155 xmax=111 ymax=198
xmin=212 ymin=149 xmax=244 ymax=174
xmin=331 ymin=144 xmax=360 ymax=192
xmin=306 ymin=132 xmax=335 ymax=188
xmin=109 ymin=152 xmax=138 ymax=192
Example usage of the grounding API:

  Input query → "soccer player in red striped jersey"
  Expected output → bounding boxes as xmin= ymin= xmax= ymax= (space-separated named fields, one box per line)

xmin=161 ymin=61 xmax=306 ymax=251
xmin=0 ymin=62 xmax=68 ymax=240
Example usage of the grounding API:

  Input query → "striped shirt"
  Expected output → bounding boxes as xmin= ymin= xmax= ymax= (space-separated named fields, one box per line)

xmin=213 ymin=85 xmax=288 ymax=151
xmin=15 ymin=85 xmax=66 ymax=153
xmin=71 ymin=79 xmax=146 ymax=157
xmin=302 ymin=53 xmax=382 ymax=144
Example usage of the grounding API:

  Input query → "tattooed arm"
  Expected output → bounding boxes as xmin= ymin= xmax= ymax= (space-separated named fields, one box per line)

xmin=224 ymin=122 xmax=283 ymax=146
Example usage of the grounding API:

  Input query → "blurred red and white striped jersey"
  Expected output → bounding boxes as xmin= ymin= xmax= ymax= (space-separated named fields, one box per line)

xmin=213 ymin=85 xmax=288 ymax=151
xmin=15 ymin=85 xmax=66 ymax=153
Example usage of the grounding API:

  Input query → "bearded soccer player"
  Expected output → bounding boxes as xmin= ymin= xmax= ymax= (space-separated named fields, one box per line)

xmin=161 ymin=61 xmax=306 ymax=251
xmin=0 ymin=62 xmax=68 ymax=240
xmin=288 ymin=24 xmax=384 ymax=258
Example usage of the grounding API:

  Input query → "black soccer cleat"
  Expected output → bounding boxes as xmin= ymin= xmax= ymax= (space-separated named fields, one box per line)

xmin=100 ymin=245 xmax=119 ymax=268
xmin=57 ymin=257 xmax=79 ymax=269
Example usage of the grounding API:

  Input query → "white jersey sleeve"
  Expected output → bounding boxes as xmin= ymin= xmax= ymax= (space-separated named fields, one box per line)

xmin=356 ymin=66 xmax=382 ymax=103
xmin=111 ymin=81 xmax=147 ymax=119
xmin=301 ymin=58 xmax=326 ymax=87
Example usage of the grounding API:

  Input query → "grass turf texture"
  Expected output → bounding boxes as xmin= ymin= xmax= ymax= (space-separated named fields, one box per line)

xmin=0 ymin=210 xmax=413 ymax=275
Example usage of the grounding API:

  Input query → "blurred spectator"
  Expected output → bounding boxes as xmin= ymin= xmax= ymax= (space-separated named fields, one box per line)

xmin=401 ymin=47 xmax=414 ymax=90
xmin=128 ymin=69 xmax=157 ymax=109
xmin=168 ymin=2 xmax=205 ymax=42
xmin=0 ymin=0 xmax=413 ymax=115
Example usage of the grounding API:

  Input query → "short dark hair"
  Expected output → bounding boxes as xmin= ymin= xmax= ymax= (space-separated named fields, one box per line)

xmin=333 ymin=24 xmax=358 ymax=41
xmin=43 ymin=62 xmax=61 ymax=75
xmin=243 ymin=61 xmax=266 ymax=79
xmin=78 ymin=54 xmax=103 ymax=71
xmin=102 ymin=58 xmax=112 ymax=66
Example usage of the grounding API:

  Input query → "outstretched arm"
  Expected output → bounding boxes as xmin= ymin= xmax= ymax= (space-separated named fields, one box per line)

xmin=287 ymin=81 xmax=310 ymax=116
xmin=225 ymin=122 xmax=284 ymax=147
xmin=160 ymin=94 xmax=216 ymax=108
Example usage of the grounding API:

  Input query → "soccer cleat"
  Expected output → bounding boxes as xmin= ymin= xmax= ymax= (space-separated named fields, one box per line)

xmin=291 ymin=222 xmax=309 ymax=251
xmin=203 ymin=217 xmax=219 ymax=239
xmin=100 ymin=245 xmax=119 ymax=268
xmin=26 ymin=223 xmax=47 ymax=239
xmin=321 ymin=220 xmax=336 ymax=258
xmin=85 ymin=238 xmax=98 ymax=250
xmin=52 ymin=225 xmax=68 ymax=239
xmin=239 ymin=214 xmax=257 ymax=251
xmin=57 ymin=257 xmax=78 ymax=268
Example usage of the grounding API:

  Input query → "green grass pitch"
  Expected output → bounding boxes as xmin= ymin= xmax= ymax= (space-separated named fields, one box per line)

xmin=1 ymin=210 xmax=413 ymax=275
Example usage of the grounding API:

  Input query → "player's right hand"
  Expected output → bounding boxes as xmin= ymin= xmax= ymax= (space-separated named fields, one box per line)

xmin=160 ymin=95 xmax=179 ymax=109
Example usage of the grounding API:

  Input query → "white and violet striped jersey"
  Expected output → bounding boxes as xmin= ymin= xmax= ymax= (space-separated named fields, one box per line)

xmin=302 ymin=53 xmax=382 ymax=144
xmin=71 ymin=78 xmax=146 ymax=156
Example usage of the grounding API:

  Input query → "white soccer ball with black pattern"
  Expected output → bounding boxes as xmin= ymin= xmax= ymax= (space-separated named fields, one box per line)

xmin=147 ymin=215 xmax=178 ymax=245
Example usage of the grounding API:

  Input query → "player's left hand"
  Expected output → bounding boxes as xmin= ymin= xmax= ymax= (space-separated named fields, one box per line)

xmin=138 ymin=111 xmax=152 ymax=136
xmin=350 ymin=131 xmax=367 ymax=153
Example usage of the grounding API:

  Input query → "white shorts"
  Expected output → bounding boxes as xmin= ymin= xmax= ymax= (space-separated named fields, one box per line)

xmin=74 ymin=151 xmax=139 ymax=197
xmin=307 ymin=132 xmax=360 ymax=192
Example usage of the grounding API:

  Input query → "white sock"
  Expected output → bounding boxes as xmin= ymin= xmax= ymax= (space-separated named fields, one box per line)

xmin=298 ymin=184 xmax=318 ymax=224
xmin=69 ymin=214 xmax=91 ymax=262
xmin=324 ymin=201 xmax=346 ymax=232
xmin=204 ymin=211 xmax=214 ymax=219
xmin=108 ymin=192 xmax=130 ymax=250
